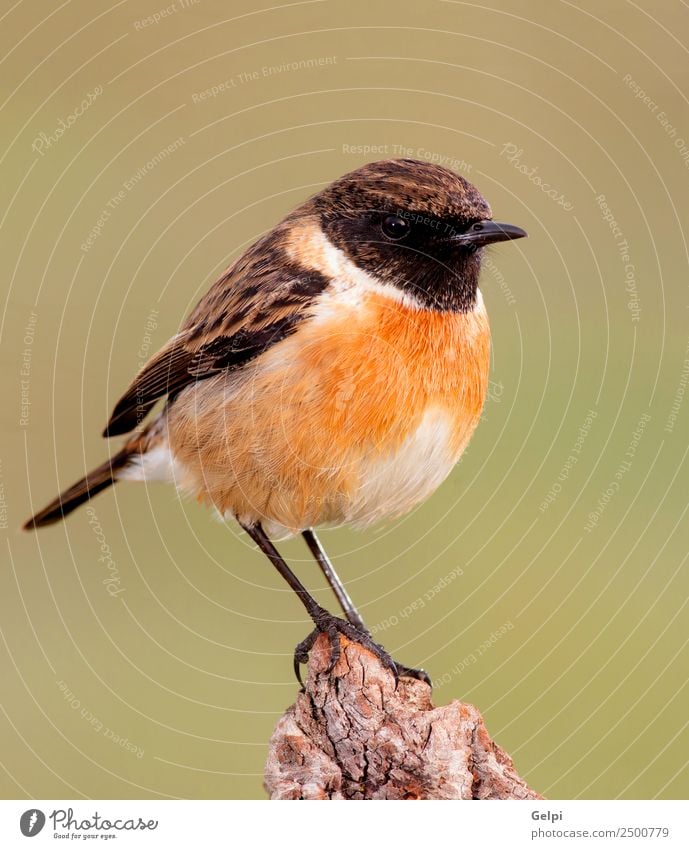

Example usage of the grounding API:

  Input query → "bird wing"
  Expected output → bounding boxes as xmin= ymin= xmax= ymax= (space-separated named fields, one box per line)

xmin=103 ymin=227 xmax=328 ymax=437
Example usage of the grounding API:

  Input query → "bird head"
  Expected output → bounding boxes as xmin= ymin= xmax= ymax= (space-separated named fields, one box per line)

xmin=305 ymin=158 xmax=527 ymax=312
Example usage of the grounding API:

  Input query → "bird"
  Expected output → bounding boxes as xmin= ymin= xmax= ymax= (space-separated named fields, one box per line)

xmin=23 ymin=158 xmax=527 ymax=684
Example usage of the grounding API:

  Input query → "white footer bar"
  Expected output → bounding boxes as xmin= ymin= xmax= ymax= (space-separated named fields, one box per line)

xmin=1 ymin=799 xmax=688 ymax=848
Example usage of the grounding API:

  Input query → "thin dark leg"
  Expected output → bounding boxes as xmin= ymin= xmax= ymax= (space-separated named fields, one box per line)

xmin=242 ymin=521 xmax=320 ymax=619
xmin=302 ymin=529 xmax=367 ymax=633
xmin=240 ymin=522 xmax=398 ymax=685
xmin=301 ymin=528 xmax=431 ymax=687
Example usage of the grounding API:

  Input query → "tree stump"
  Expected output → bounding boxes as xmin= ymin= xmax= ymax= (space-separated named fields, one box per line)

xmin=264 ymin=633 xmax=541 ymax=799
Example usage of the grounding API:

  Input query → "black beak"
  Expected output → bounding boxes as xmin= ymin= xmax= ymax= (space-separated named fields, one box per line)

xmin=451 ymin=220 xmax=528 ymax=247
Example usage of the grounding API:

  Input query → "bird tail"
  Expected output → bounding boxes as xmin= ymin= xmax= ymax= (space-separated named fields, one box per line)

xmin=22 ymin=443 xmax=140 ymax=530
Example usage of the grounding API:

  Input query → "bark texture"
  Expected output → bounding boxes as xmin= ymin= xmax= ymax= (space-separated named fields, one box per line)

xmin=264 ymin=633 xmax=541 ymax=800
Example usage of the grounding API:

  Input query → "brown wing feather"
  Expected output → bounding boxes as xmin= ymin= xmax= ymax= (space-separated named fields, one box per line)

xmin=102 ymin=336 xmax=195 ymax=437
xmin=103 ymin=219 xmax=329 ymax=438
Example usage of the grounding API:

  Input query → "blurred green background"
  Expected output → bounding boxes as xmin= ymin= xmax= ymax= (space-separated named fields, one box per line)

xmin=2 ymin=0 xmax=689 ymax=800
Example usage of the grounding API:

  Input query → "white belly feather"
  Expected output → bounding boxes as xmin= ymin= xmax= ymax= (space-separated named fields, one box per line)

xmin=344 ymin=408 xmax=458 ymax=527
xmin=119 ymin=408 xmax=459 ymax=538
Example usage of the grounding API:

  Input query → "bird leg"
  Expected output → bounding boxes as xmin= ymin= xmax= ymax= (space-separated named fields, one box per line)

xmin=240 ymin=522 xmax=431 ymax=687
xmin=302 ymin=528 xmax=431 ymax=686
xmin=240 ymin=522 xmax=397 ymax=685
xmin=301 ymin=528 xmax=367 ymax=632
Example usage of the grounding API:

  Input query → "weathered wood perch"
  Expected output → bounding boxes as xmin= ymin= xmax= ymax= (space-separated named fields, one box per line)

xmin=264 ymin=633 xmax=541 ymax=799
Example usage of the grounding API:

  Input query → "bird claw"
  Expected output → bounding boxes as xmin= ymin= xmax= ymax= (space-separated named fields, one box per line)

xmin=294 ymin=608 xmax=397 ymax=686
xmin=293 ymin=608 xmax=430 ymax=689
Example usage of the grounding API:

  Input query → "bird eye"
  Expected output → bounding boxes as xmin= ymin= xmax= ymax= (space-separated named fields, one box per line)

xmin=382 ymin=214 xmax=410 ymax=240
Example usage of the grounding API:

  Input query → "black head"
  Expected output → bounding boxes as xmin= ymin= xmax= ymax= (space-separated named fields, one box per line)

xmin=310 ymin=159 xmax=526 ymax=312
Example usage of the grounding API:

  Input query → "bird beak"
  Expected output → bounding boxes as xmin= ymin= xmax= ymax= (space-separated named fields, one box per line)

xmin=451 ymin=220 xmax=528 ymax=247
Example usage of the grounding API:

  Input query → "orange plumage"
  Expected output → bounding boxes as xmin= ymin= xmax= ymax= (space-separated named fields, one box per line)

xmin=165 ymin=287 xmax=490 ymax=537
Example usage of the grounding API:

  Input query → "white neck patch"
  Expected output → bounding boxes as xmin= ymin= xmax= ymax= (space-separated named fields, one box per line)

xmin=286 ymin=218 xmax=483 ymax=315
xmin=286 ymin=220 xmax=424 ymax=311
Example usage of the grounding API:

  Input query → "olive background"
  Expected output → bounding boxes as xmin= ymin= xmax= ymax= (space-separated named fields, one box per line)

xmin=1 ymin=0 xmax=689 ymax=800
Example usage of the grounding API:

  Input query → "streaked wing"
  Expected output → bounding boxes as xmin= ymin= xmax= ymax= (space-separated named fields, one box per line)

xmin=103 ymin=225 xmax=328 ymax=437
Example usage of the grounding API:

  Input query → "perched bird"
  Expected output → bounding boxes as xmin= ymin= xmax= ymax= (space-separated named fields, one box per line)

xmin=24 ymin=159 xmax=526 ymax=683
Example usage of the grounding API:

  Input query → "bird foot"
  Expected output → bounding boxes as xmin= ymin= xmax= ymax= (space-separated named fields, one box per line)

xmin=293 ymin=608 xmax=431 ymax=688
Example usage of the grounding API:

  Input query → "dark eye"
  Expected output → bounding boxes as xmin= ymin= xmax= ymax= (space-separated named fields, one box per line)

xmin=381 ymin=214 xmax=410 ymax=240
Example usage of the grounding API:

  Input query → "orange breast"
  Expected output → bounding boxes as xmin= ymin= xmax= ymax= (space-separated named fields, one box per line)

xmin=298 ymin=291 xmax=491 ymax=457
xmin=166 ymin=290 xmax=491 ymax=536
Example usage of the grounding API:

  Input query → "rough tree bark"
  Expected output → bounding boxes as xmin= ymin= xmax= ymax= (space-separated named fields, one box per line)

xmin=264 ymin=633 xmax=541 ymax=800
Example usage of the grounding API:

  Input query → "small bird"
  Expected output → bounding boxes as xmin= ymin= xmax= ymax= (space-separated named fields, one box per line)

xmin=24 ymin=159 xmax=526 ymax=683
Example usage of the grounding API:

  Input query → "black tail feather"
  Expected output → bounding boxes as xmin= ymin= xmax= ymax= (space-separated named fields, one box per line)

xmin=23 ymin=447 xmax=132 ymax=530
